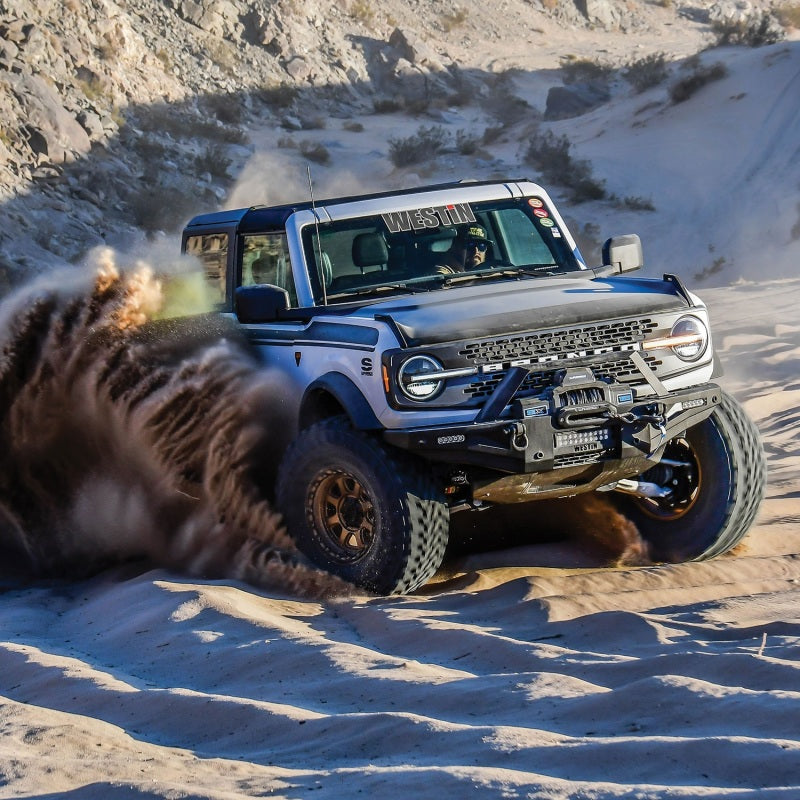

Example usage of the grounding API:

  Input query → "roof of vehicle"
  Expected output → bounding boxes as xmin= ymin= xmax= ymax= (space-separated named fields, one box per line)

xmin=183 ymin=177 xmax=541 ymax=233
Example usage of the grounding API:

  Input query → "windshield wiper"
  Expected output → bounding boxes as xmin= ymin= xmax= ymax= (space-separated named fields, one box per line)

xmin=326 ymin=281 xmax=429 ymax=300
xmin=441 ymin=264 xmax=561 ymax=286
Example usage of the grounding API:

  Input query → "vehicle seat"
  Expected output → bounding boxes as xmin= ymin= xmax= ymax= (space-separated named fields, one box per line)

xmin=352 ymin=233 xmax=388 ymax=274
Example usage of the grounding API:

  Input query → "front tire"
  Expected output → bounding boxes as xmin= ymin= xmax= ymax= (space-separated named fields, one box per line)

xmin=615 ymin=390 xmax=766 ymax=562
xmin=276 ymin=418 xmax=449 ymax=594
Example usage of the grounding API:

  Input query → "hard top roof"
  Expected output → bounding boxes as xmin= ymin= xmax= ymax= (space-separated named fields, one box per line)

xmin=183 ymin=177 xmax=539 ymax=233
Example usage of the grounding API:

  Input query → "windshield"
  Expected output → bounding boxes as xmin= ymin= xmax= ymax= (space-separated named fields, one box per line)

xmin=302 ymin=196 xmax=583 ymax=304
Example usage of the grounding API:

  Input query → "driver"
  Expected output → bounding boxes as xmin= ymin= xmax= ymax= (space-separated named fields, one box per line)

xmin=436 ymin=225 xmax=494 ymax=274
xmin=463 ymin=225 xmax=492 ymax=270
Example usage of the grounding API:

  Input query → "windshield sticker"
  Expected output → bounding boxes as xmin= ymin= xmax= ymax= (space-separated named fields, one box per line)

xmin=528 ymin=198 xmax=544 ymax=208
xmin=539 ymin=217 xmax=555 ymax=227
xmin=551 ymin=228 xmax=562 ymax=238
xmin=381 ymin=203 xmax=476 ymax=233
xmin=533 ymin=208 xmax=549 ymax=218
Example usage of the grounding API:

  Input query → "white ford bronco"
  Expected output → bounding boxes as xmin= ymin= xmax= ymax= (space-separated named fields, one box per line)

xmin=182 ymin=178 xmax=765 ymax=594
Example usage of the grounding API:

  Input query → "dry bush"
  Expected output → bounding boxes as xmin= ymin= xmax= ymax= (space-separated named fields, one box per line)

xmin=299 ymin=141 xmax=331 ymax=165
xmin=388 ymin=125 xmax=449 ymax=167
xmin=256 ymin=83 xmax=299 ymax=110
xmin=669 ymin=61 xmax=728 ymax=103
xmin=349 ymin=0 xmax=374 ymax=24
xmin=712 ymin=11 xmax=785 ymax=46
xmin=560 ymin=56 xmax=616 ymax=85
xmin=373 ymin=97 xmax=403 ymax=114
xmin=524 ymin=131 xmax=605 ymax=202
xmin=199 ymin=94 xmax=245 ymax=125
xmin=622 ymin=52 xmax=669 ymax=93
xmin=481 ymin=125 xmax=504 ymax=145
xmin=621 ymin=195 xmax=656 ymax=211
xmin=455 ymin=129 xmax=480 ymax=155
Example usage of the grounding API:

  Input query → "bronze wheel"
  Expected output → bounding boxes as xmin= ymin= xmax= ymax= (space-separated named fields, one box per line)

xmin=311 ymin=471 xmax=376 ymax=561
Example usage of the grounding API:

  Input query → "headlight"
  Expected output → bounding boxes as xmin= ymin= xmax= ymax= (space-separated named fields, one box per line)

xmin=669 ymin=316 xmax=708 ymax=361
xmin=398 ymin=355 xmax=444 ymax=400
xmin=643 ymin=315 xmax=709 ymax=362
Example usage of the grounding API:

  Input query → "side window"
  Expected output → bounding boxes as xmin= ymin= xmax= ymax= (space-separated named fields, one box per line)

xmin=185 ymin=233 xmax=227 ymax=305
xmin=241 ymin=233 xmax=297 ymax=306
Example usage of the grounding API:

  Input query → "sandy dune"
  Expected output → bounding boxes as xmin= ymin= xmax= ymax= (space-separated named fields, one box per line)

xmin=1 ymin=276 xmax=799 ymax=799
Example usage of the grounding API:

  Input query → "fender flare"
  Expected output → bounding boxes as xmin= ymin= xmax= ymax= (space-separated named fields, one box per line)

xmin=300 ymin=372 xmax=383 ymax=431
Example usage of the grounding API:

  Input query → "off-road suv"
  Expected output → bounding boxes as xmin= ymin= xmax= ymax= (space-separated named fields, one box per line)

xmin=182 ymin=179 xmax=765 ymax=594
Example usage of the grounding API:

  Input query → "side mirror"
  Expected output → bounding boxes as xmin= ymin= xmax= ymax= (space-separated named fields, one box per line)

xmin=602 ymin=234 xmax=643 ymax=274
xmin=235 ymin=284 xmax=289 ymax=323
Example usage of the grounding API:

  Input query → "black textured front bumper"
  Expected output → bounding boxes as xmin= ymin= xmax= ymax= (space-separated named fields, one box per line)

xmin=384 ymin=377 xmax=722 ymax=479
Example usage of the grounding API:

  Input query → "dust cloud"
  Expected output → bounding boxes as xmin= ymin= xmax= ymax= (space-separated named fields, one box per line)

xmin=0 ymin=250 xmax=349 ymax=598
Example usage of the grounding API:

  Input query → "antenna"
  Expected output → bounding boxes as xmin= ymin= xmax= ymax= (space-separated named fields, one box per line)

xmin=307 ymin=165 xmax=328 ymax=307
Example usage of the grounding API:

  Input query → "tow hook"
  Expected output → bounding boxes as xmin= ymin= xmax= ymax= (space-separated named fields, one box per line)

xmin=505 ymin=421 xmax=529 ymax=452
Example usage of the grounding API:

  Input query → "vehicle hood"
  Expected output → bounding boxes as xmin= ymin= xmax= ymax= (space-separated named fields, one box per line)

xmin=361 ymin=275 xmax=692 ymax=347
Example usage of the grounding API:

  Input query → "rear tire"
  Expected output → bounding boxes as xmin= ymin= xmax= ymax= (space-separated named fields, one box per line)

xmin=276 ymin=418 xmax=449 ymax=594
xmin=615 ymin=390 xmax=766 ymax=561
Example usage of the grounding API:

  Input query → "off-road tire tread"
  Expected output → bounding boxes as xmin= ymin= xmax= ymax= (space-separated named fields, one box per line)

xmin=695 ymin=390 xmax=766 ymax=560
xmin=276 ymin=417 xmax=448 ymax=594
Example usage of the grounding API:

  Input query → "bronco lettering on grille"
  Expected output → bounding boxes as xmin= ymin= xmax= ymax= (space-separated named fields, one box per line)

xmin=479 ymin=342 xmax=641 ymax=373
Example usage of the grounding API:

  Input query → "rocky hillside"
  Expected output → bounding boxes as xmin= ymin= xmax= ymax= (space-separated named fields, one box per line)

xmin=0 ymin=0 xmax=789 ymax=287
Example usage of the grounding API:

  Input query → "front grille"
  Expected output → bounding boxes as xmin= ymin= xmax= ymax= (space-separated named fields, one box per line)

xmin=459 ymin=318 xmax=661 ymax=402
xmin=458 ymin=319 xmax=658 ymax=363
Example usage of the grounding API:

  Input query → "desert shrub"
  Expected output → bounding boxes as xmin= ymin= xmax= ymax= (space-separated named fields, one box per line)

xmin=621 ymin=195 xmax=656 ymax=211
xmin=373 ymin=97 xmax=403 ymax=114
xmin=775 ymin=3 xmax=800 ymax=29
xmin=388 ymin=125 xmax=449 ymax=167
xmin=694 ymin=256 xmax=727 ymax=282
xmin=256 ymin=83 xmax=299 ymax=109
xmin=481 ymin=125 xmax=504 ymax=144
xmin=199 ymin=94 xmax=244 ymax=125
xmin=349 ymin=0 xmax=373 ymax=24
xmin=560 ymin=56 xmax=615 ymax=85
xmin=299 ymin=141 xmax=331 ymax=165
xmin=134 ymin=106 xmax=246 ymax=144
xmin=455 ymin=129 xmax=480 ymax=155
xmin=343 ymin=120 xmax=364 ymax=132
xmin=669 ymin=61 xmax=728 ymax=103
xmin=623 ymin=52 xmax=669 ymax=93
xmin=524 ymin=131 xmax=605 ymax=202
xmin=712 ymin=11 xmax=785 ymax=46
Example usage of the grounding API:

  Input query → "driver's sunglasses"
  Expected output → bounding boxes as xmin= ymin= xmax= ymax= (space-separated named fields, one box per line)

xmin=466 ymin=241 xmax=488 ymax=252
